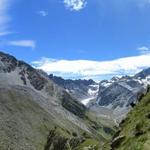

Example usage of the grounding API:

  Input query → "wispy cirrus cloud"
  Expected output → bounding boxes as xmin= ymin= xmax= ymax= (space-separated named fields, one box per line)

xmin=32 ymin=54 xmax=150 ymax=81
xmin=37 ymin=10 xmax=48 ymax=17
xmin=64 ymin=0 xmax=87 ymax=11
xmin=137 ymin=46 xmax=150 ymax=55
xmin=0 ymin=0 xmax=11 ymax=36
xmin=7 ymin=40 xmax=36 ymax=49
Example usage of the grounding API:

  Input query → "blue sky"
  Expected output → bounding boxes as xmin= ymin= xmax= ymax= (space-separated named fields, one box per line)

xmin=1 ymin=0 xmax=150 ymax=80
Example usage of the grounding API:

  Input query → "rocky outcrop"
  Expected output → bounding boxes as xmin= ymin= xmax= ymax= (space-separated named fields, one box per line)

xmin=0 ymin=52 xmax=46 ymax=91
xmin=0 ymin=52 xmax=18 ymax=72
xmin=44 ymin=128 xmax=94 ymax=150
xmin=44 ymin=129 xmax=68 ymax=150
xmin=134 ymin=68 xmax=150 ymax=79
xmin=61 ymin=91 xmax=86 ymax=118
xmin=111 ymin=136 xmax=125 ymax=150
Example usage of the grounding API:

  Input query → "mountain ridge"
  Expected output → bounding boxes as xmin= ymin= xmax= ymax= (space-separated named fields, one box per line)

xmin=0 ymin=51 xmax=115 ymax=150
xmin=49 ymin=74 xmax=99 ymax=105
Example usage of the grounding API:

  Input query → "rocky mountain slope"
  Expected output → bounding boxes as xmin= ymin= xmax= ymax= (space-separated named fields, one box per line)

xmin=49 ymin=74 xmax=99 ymax=105
xmin=0 ymin=51 xmax=115 ymax=150
xmin=89 ymin=69 xmax=150 ymax=123
xmin=111 ymin=87 xmax=150 ymax=150
xmin=48 ymin=68 xmax=150 ymax=125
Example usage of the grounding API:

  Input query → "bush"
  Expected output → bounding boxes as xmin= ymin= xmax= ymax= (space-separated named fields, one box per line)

xmin=72 ymin=132 xmax=77 ymax=137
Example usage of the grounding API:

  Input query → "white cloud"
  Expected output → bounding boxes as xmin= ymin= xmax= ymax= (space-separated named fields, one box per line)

xmin=64 ymin=0 xmax=87 ymax=11
xmin=37 ymin=11 xmax=48 ymax=17
xmin=8 ymin=40 xmax=36 ymax=49
xmin=0 ymin=0 xmax=11 ymax=36
xmin=32 ymin=54 xmax=150 ymax=80
xmin=0 ymin=31 xmax=11 ymax=36
xmin=137 ymin=46 xmax=150 ymax=54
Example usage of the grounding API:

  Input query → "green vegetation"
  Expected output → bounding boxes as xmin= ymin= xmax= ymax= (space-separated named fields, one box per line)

xmin=85 ymin=111 xmax=116 ymax=141
xmin=77 ymin=139 xmax=100 ymax=150
xmin=44 ymin=127 xmax=104 ymax=150
xmin=111 ymin=91 xmax=150 ymax=150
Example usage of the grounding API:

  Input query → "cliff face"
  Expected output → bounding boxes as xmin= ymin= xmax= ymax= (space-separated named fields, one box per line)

xmin=111 ymin=88 xmax=150 ymax=150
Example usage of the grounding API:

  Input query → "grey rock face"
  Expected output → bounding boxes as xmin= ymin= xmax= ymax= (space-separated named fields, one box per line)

xmin=134 ymin=68 xmax=150 ymax=79
xmin=97 ymin=81 xmax=144 ymax=108
xmin=0 ymin=52 xmax=47 ymax=91
xmin=96 ymin=68 xmax=150 ymax=109
xmin=0 ymin=52 xmax=17 ymax=72
xmin=89 ymin=68 xmax=150 ymax=123
xmin=49 ymin=74 xmax=98 ymax=101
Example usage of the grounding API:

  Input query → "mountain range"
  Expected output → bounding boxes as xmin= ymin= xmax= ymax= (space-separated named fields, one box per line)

xmin=50 ymin=68 xmax=150 ymax=124
xmin=49 ymin=74 xmax=99 ymax=105
xmin=0 ymin=51 xmax=150 ymax=150
xmin=0 ymin=51 xmax=115 ymax=150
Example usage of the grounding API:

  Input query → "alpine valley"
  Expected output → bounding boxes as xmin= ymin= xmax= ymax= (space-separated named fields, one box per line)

xmin=0 ymin=51 xmax=150 ymax=150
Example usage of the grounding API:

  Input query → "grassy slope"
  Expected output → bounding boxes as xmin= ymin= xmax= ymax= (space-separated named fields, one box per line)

xmin=0 ymin=86 xmax=56 ymax=150
xmin=112 ymin=91 xmax=150 ymax=150
xmin=0 ymin=85 xmax=116 ymax=150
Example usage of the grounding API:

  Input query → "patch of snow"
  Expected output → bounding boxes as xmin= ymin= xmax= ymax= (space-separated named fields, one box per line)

xmin=134 ymin=79 xmax=143 ymax=84
xmin=106 ymin=103 xmax=113 ymax=109
xmin=101 ymin=82 xmax=112 ymax=87
xmin=141 ymin=76 xmax=150 ymax=87
xmin=70 ymin=89 xmax=76 ymax=93
xmin=65 ymin=89 xmax=70 ymax=93
xmin=81 ymin=97 xmax=95 ymax=105
xmin=135 ymin=76 xmax=150 ymax=88
xmin=89 ymin=84 xmax=99 ymax=88
xmin=118 ymin=82 xmax=133 ymax=91
xmin=88 ymin=86 xmax=99 ymax=96
xmin=81 ymin=84 xmax=99 ymax=105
